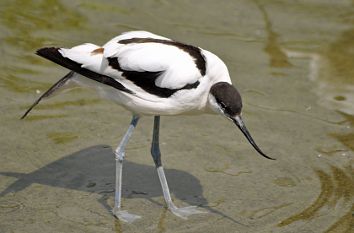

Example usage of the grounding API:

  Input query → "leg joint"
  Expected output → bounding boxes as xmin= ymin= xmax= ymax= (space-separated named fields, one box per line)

xmin=115 ymin=147 xmax=125 ymax=161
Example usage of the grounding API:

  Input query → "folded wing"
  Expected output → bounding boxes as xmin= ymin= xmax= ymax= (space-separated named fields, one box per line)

xmin=38 ymin=31 xmax=205 ymax=98
xmin=102 ymin=31 xmax=205 ymax=91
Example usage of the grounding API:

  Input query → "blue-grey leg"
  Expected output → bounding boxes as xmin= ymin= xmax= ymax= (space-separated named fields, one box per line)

xmin=113 ymin=115 xmax=141 ymax=223
xmin=151 ymin=116 xmax=207 ymax=219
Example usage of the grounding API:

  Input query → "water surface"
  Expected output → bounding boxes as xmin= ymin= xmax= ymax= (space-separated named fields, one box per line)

xmin=0 ymin=1 xmax=353 ymax=232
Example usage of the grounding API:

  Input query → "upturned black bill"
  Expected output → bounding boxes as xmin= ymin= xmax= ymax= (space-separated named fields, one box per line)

xmin=233 ymin=115 xmax=275 ymax=160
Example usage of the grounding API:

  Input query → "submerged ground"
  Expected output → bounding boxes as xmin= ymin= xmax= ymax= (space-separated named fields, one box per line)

xmin=0 ymin=0 xmax=353 ymax=232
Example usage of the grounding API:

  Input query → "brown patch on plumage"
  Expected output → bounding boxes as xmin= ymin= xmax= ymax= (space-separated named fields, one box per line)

xmin=91 ymin=47 xmax=104 ymax=55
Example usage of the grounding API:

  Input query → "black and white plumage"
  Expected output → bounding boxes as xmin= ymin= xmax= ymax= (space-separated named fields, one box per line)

xmin=22 ymin=31 xmax=274 ymax=222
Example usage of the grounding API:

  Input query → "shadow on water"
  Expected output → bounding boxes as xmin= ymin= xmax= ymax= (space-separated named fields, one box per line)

xmin=0 ymin=145 xmax=242 ymax=224
xmin=0 ymin=145 xmax=204 ymax=202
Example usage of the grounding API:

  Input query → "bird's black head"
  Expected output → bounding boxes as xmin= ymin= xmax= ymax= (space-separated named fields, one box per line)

xmin=210 ymin=82 xmax=243 ymax=117
xmin=209 ymin=82 xmax=275 ymax=160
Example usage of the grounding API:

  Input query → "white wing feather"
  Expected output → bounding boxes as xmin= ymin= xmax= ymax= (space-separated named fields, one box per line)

xmin=59 ymin=31 xmax=203 ymax=90
xmin=103 ymin=31 xmax=202 ymax=89
xmin=103 ymin=31 xmax=170 ymax=57
xmin=59 ymin=43 xmax=103 ymax=71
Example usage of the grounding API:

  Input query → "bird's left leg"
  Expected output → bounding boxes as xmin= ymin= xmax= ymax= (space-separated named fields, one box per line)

xmin=112 ymin=115 xmax=141 ymax=223
xmin=151 ymin=116 xmax=206 ymax=219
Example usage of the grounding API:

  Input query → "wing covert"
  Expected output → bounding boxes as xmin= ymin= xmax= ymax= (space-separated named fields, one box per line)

xmin=102 ymin=31 xmax=205 ymax=90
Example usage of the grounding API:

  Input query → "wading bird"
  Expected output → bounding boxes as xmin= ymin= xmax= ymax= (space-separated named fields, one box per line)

xmin=22 ymin=31 xmax=275 ymax=223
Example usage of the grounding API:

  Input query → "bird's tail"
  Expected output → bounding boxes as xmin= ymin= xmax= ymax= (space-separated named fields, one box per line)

xmin=21 ymin=71 xmax=75 ymax=119
xmin=21 ymin=44 xmax=134 ymax=119
xmin=36 ymin=46 xmax=132 ymax=93
xmin=36 ymin=46 xmax=103 ymax=79
xmin=21 ymin=44 xmax=100 ymax=119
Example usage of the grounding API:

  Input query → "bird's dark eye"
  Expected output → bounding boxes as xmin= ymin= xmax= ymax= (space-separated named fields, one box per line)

xmin=217 ymin=100 xmax=234 ymax=116
xmin=219 ymin=101 xmax=232 ymax=115
xmin=219 ymin=102 xmax=227 ymax=110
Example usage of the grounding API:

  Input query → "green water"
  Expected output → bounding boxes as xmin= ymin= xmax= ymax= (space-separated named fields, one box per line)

xmin=0 ymin=1 xmax=353 ymax=232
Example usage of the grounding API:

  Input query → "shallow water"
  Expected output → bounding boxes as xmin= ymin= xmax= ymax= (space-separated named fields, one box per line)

xmin=0 ymin=0 xmax=353 ymax=232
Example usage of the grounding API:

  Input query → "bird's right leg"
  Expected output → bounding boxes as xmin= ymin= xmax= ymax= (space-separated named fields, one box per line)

xmin=112 ymin=115 xmax=141 ymax=223
xmin=151 ymin=116 xmax=206 ymax=219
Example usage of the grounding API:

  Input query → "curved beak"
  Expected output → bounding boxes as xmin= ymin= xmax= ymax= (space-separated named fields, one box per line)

xmin=232 ymin=115 xmax=275 ymax=160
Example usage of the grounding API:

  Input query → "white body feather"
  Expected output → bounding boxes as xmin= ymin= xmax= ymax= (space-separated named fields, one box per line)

xmin=59 ymin=31 xmax=232 ymax=115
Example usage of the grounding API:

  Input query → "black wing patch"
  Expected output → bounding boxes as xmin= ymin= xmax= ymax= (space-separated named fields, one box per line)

xmin=118 ymin=38 xmax=206 ymax=76
xmin=108 ymin=57 xmax=199 ymax=98
xmin=36 ymin=47 xmax=133 ymax=94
